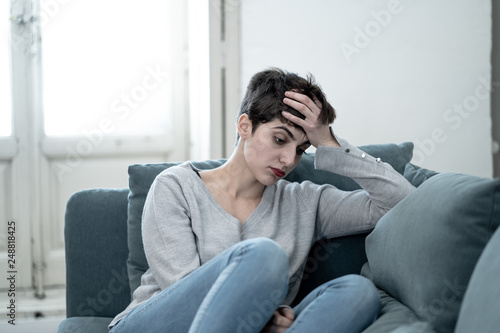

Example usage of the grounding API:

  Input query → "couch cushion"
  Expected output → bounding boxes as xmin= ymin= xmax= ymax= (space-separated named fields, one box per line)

xmin=454 ymin=224 xmax=500 ymax=333
xmin=127 ymin=142 xmax=414 ymax=294
xmin=363 ymin=173 xmax=500 ymax=333
xmin=362 ymin=290 xmax=435 ymax=333
xmin=292 ymin=233 xmax=370 ymax=307
xmin=403 ymin=163 xmax=439 ymax=187
xmin=58 ymin=316 xmax=112 ymax=333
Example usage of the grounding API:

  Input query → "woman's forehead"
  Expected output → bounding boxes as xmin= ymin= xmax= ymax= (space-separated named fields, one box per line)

xmin=266 ymin=119 xmax=308 ymax=142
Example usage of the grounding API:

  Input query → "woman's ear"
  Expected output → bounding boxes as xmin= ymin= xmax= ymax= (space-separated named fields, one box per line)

xmin=237 ymin=114 xmax=252 ymax=139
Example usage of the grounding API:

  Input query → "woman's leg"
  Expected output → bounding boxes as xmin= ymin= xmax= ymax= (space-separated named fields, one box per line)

xmin=287 ymin=274 xmax=380 ymax=333
xmin=110 ymin=238 xmax=289 ymax=333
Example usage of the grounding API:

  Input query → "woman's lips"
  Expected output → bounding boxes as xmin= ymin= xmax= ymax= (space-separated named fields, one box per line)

xmin=271 ymin=168 xmax=285 ymax=178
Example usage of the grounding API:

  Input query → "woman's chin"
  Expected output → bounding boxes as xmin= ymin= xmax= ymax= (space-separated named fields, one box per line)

xmin=257 ymin=175 xmax=281 ymax=187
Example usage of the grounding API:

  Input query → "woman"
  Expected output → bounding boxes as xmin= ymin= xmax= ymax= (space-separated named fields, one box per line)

xmin=109 ymin=68 xmax=415 ymax=332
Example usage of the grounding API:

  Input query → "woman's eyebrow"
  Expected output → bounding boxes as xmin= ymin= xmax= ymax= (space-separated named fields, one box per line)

xmin=272 ymin=126 xmax=310 ymax=146
xmin=272 ymin=126 xmax=295 ymax=139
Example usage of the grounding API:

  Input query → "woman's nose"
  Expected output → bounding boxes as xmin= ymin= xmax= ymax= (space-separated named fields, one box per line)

xmin=280 ymin=147 xmax=296 ymax=166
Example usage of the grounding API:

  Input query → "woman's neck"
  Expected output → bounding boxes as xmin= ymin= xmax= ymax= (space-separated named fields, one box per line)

xmin=201 ymin=148 xmax=265 ymax=201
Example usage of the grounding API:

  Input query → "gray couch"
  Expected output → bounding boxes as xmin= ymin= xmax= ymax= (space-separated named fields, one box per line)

xmin=57 ymin=142 xmax=500 ymax=333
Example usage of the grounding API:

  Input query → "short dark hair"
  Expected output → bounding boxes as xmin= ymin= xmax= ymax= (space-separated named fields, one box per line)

xmin=237 ymin=68 xmax=336 ymax=140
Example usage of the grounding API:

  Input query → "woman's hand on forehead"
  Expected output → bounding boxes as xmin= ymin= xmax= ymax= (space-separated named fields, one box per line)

xmin=281 ymin=91 xmax=340 ymax=148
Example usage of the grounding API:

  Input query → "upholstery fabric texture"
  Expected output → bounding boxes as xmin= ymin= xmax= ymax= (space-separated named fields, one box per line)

xmin=362 ymin=173 xmax=500 ymax=333
xmin=403 ymin=162 xmax=439 ymax=187
xmin=362 ymin=290 xmax=435 ymax=333
xmin=126 ymin=142 xmax=414 ymax=294
xmin=64 ymin=189 xmax=131 ymax=318
xmin=454 ymin=225 xmax=500 ymax=333
xmin=291 ymin=233 xmax=370 ymax=306
xmin=58 ymin=316 xmax=113 ymax=333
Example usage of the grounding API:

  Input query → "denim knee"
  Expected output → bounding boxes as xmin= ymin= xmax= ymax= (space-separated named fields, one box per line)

xmin=242 ymin=238 xmax=288 ymax=265
xmin=341 ymin=274 xmax=381 ymax=314
xmin=237 ymin=238 xmax=289 ymax=283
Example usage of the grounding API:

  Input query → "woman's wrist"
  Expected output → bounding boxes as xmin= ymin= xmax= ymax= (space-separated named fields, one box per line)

xmin=318 ymin=126 xmax=341 ymax=148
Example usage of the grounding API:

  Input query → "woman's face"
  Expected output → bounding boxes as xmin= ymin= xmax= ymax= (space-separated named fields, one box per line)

xmin=242 ymin=117 xmax=311 ymax=186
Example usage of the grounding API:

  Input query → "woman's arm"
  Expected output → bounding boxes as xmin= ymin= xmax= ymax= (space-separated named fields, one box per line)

xmin=312 ymin=138 xmax=415 ymax=238
xmin=282 ymin=91 xmax=415 ymax=238
xmin=141 ymin=171 xmax=201 ymax=290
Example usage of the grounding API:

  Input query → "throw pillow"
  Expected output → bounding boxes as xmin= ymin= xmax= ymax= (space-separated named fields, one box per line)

xmin=363 ymin=173 xmax=500 ymax=333
xmin=454 ymin=224 xmax=500 ymax=333
xmin=403 ymin=163 xmax=439 ymax=187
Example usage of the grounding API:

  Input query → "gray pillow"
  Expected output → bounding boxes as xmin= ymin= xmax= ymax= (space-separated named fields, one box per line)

xmin=454 ymin=225 xmax=500 ymax=333
xmin=403 ymin=163 xmax=439 ymax=187
xmin=126 ymin=142 xmax=414 ymax=294
xmin=363 ymin=173 xmax=500 ymax=333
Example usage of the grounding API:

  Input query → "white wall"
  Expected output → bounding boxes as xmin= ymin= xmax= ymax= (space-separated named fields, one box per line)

xmin=240 ymin=0 xmax=493 ymax=177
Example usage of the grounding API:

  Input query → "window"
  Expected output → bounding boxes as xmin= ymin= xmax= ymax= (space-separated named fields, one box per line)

xmin=42 ymin=0 xmax=172 ymax=137
xmin=1 ymin=0 xmax=12 ymax=137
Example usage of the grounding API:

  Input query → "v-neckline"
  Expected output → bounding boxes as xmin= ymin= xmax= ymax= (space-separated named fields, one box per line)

xmin=188 ymin=162 xmax=273 ymax=230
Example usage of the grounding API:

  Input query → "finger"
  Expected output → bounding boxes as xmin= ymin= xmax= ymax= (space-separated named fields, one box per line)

xmin=281 ymin=110 xmax=307 ymax=127
xmin=284 ymin=91 xmax=320 ymax=113
xmin=278 ymin=307 xmax=295 ymax=321
xmin=283 ymin=97 xmax=314 ymax=118
xmin=272 ymin=313 xmax=294 ymax=327
xmin=262 ymin=314 xmax=291 ymax=333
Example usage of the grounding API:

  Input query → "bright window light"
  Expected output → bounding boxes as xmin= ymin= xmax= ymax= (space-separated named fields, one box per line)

xmin=42 ymin=0 xmax=172 ymax=136
xmin=0 ymin=0 xmax=12 ymax=137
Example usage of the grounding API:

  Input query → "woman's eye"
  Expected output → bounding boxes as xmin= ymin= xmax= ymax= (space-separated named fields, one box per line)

xmin=275 ymin=137 xmax=285 ymax=144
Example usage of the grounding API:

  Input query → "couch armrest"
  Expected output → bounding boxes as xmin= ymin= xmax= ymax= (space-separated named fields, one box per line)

xmin=64 ymin=188 xmax=131 ymax=318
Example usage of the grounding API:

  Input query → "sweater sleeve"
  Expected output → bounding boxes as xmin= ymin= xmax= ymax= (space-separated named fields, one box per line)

xmin=141 ymin=171 xmax=201 ymax=290
xmin=313 ymin=136 xmax=415 ymax=239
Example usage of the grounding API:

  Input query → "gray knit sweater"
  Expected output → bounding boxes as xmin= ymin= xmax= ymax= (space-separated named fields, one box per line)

xmin=110 ymin=138 xmax=415 ymax=327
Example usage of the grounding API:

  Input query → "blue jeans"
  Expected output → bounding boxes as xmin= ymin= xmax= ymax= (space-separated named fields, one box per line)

xmin=110 ymin=238 xmax=380 ymax=333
